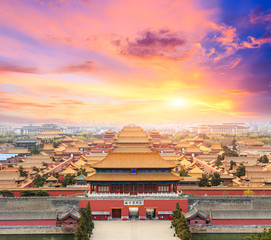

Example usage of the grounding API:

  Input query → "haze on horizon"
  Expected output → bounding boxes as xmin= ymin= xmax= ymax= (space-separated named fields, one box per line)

xmin=0 ymin=0 xmax=271 ymax=125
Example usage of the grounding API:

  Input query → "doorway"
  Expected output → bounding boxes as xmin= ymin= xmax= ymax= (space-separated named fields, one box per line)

xmin=129 ymin=207 xmax=139 ymax=219
xmin=146 ymin=208 xmax=156 ymax=219
xmin=112 ymin=209 xmax=121 ymax=219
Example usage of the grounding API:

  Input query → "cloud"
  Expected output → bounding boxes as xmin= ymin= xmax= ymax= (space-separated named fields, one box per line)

xmin=241 ymin=34 xmax=271 ymax=49
xmin=56 ymin=61 xmax=94 ymax=73
xmin=114 ymin=29 xmax=187 ymax=61
xmin=222 ymin=89 xmax=258 ymax=97
xmin=240 ymin=6 xmax=271 ymax=49
xmin=0 ymin=61 xmax=95 ymax=74
xmin=0 ymin=61 xmax=38 ymax=74
xmin=249 ymin=6 xmax=271 ymax=26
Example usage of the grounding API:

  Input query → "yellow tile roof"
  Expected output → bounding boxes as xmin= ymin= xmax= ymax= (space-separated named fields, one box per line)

xmin=84 ymin=156 xmax=106 ymax=162
xmin=184 ymin=147 xmax=201 ymax=153
xmin=86 ymin=172 xmax=181 ymax=182
xmin=180 ymin=159 xmax=192 ymax=166
xmin=46 ymin=175 xmax=58 ymax=181
xmin=93 ymin=152 xmax=176 ymax=169
xmin=64 ymin=147 xmax=80 ymax=153
xmin=75 ymin=159 xmax=86 ymax=167
xmin=74 ymin=142 xmax=89 ymax=148
xmin=116 ymin=137 xmax=150 ymax=143
xmin=7 ymin=148 xmax=29 ymax=154
xmin=43 ymin=144 xmax=54 ymax=150
xmin=93 ymin=139 xmax=105 ymax=144
xmin=62 ymin=136 xmax=73 ymax=141
xmin=189 ymin=167 xmax=205 ymax=174
xmin=176 ymin=142 xmax=192 ymax=148
xmin=211 ymin=144 xmax=223 ymax=150
xmin=60 ymin=167 xmax=77 ymax=175
xmin=114 ymin=146 xmax=151 ymax=153
xmin=199 ymin=145 xmax=211 ymax=152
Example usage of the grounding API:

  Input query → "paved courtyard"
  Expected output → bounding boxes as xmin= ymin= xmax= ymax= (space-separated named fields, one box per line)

xmin=91 ymin=220 xmax=176 ymax=240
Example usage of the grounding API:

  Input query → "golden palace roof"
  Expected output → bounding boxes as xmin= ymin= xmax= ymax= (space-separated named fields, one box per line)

xmin=121 ymin=126 xmax=145 ymax=132
xmin=189 ymin=167 xmax=205 ymax=174
xmin=114 ymin=146 xmax=152 ymax=153
xmin=46 ymin=175 xmax=58 ymax=182
xmin=184 ymin=147 xmax=201 ymax=153
xmin=86 ymin=172 xmax=181 ymax=182
xmin=7 ymin=148 xmax=30 ymax=154
xmin=211 ymin=144 xmax=223 ymax=150
xmin=75 ymin=159 xmax=86 ymax=167
xmin=64 ymin=147 xmax=81 ymax=153
xmin=93 ymin=152 xmax=176 ymax=169
xmin=116 ymin=136 xmax=150 ymax=144
xmin=43 ymin=144 xmax=54 ymax=150
xmin=60 ymin=167 xmax=77 ymax=175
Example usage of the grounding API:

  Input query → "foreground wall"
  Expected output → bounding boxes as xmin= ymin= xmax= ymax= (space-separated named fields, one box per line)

xmin=7 ymin=188 xmax=87 ymax=197
xmin=181 ymin=187 xmax=271 ymax=196
xmin=79 ymin=199 xmax=188 ymax=220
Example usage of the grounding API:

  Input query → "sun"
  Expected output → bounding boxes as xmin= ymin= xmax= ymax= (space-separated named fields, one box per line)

xmin=168 ymin=98 xmax=187 ymax=107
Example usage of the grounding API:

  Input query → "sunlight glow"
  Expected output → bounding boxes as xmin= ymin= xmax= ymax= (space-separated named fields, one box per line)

xmin=168 ymin=98 xmax=187 ymax=107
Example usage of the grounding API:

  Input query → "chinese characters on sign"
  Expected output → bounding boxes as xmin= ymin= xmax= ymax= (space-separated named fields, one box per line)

xmin=124 ymin=200 xmax=144 ymax=206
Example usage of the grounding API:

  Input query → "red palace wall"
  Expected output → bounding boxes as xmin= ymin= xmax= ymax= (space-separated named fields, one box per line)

xmin=0 ymin=220 xmax=56 ymax=226
xmin=181 ymin=188 xmax=271 ymax=196
xmin=210 ymin=219 xmax=271 ymax=225
xmin=79 ymin=199 xmax=188 ymax=220
xmin=10 ymin=189 xmax=87 ymax=197
xmin=190 ymin=219 xmax=206 ymax=225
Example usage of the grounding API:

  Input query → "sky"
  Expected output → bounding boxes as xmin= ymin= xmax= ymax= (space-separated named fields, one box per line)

xmin=0 ymin=0 xmax=271 ymax=125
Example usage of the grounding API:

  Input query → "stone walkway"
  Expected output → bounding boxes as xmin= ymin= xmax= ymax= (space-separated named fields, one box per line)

xmin=91 ymin=220 xmax=176 ymax=240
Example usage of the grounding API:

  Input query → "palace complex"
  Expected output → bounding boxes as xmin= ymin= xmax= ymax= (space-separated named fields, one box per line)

xmin=86 ymin=126 xmax=180 ymax=195
xmin=1 ymin=125 xmax=271 ymax=227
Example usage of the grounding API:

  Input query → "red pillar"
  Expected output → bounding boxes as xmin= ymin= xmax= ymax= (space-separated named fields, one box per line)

xmin=90 ymin=184 xmax=92 ymax=193
xmin=156 ymin=184 xmax=158 ymax=193
xmin=96 ymin=185 xmax=99 ymax=193
xmin=143 ymin=184 xmax=145 ymax=193
xmin=109 ymin=185 xmax=112 ymax=193
xmin=122 ymin=184 xmax=125 ymax=193
xmin=175 ymin=184 xmax=177 ymax=193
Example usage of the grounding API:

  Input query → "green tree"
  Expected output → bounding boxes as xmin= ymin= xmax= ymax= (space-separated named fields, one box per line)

xmin=52 ymin=172 xmax=60 ymax=179
xmin=33 ymin=174 xmax=45 ymax=187
xmin=223 ymin=146 xmax=238 ymax=157
xmin=62 ymin=174 xmax=76 ymax=187
xmin=199 ymin=176 xmax=210 ymax=187
xmin=53 ymin=139 xmax=62 ymax=148
xmin=42 ymin=162 xmax=48 ymax=167
xmin=179 ymin=167 xmax=189 ymax=177
xmin=0 ymin=190 xmax=14 ymax=197
xmin=7 ymin=164 xmax=13 ymax=168
xmin=0 ymin=136 xmax=13 ymax=143
xmin=229 ymin=160 xmax=236 ymax=170
xmin=171 ymin=202 xmax=191 ymax=240
xmin=20 ymin=190 xmax=36 ymax=197
xmin=19 ymin=166 xmax=28 ymax=177
xmin=235 ymin=163 xmax=246 ymax=178
xmin=36 ymin=190 xmax=50 ymax=196
xmin=28 ymin=144 xmax=43 ymax=154
xmin=32 ymin=166 xmax=40 ymax=172
xmin=77 ymin=168 xmax=87 ymax=177
xmin=74 ymin=216 xmax=89 ymax=240
xmin=79 ymin=202 xmax=94 ymax=235
xmin=211 ymin=172 xmax=221 ymax=186
xmin=245 ymin=228 xmax=271 ymax=240
xmin=215 ymin=155 xmax=223 ymax=167
xmin=258 ymin=155 xmax=269 ymax=163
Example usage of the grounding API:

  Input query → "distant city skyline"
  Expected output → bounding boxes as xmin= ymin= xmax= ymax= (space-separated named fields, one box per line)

xmin=0 ymin=0 xmax=271 ymax=124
